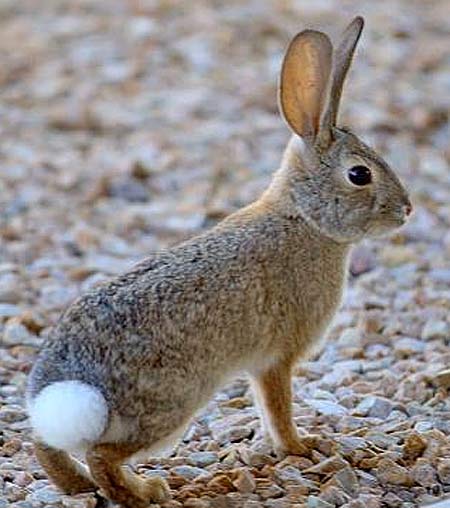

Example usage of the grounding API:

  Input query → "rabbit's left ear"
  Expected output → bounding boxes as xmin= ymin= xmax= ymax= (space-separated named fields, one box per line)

xmin=319 ymin=17 xmax=364 ymax=143
xmin=279 ymin=30 xmax=332 ymax=143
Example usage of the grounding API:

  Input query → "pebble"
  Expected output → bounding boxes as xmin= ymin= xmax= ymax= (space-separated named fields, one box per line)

xmin=353 ymin=396 xmax=393 ymax=419
xmin=0 ymin=304 xmax=21 ymax=319
xmin=393 ymin=337 xmax=425 ymax=356
xmin=319 ymin=485 xmax=351 ymax=506
xmin=216 ymin=425 xmax=253 ymax=444
xmin=437 ymin=459 xmax=450 ymax=484
xmin=304 ymin=399 xmax=348 ymax=418
xmin=430 ymin=369 xmax=450 ymax=389
xmin=188 ymin=451 xmax=219 ymax=468
xmin=376 ymin=458 xmax=413 ymax=486
xmin=337 ymin=328 xmax=361 ymax=347
xmin=307 ymin=496 xmax=334 ymax=508
xmin=411 ymin=459 xmax=437 ymax=488
xmin=304 ymin=455 xmax=349 ymax=475
xmin=402 ymin=432 xmax=427 ymax=461
xmin=332 ymin=466 xmax=360 ymax=496
xmin=27 ymin=486 xmax=60 ymax=504
xmin=365 ymin=431 xmax=399 ymax=449
xmin=232 ymin=468 xmax=256 ymax=493
xmin=171 ymin=465 xmax=207 ymax=480
xmin=421 ymin=320 xmax=449 ymax=341
xmin=2 ymin=320 xmax=40 ymax=347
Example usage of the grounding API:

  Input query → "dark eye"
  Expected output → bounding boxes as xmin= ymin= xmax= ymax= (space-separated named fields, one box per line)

xmin=347 ymin=165 xmax=372 ymax=186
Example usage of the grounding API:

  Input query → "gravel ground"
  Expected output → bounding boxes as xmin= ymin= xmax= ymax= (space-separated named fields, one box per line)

xmin=0 ymin=1 xmax=449 ymax=507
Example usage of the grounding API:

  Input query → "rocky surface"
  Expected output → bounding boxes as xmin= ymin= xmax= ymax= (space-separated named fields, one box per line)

xmin=0 ymin=0 xmax=449 ymax=507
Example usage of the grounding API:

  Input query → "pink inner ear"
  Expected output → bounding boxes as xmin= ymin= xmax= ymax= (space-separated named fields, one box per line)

xmin=279 ymin=30 xmax=332 ymax=141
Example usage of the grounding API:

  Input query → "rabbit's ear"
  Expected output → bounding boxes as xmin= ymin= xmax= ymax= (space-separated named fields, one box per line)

xmin=279 ymin=30 xmax=332 ymax=142
xmin=320 ymin=17 xmax=364 ymax=136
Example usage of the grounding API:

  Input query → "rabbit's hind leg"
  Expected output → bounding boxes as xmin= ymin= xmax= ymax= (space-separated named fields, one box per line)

xmin=34 ymin=441 xmax=98 ymax=494
xmin=86 ymin=442 xmax=170 ymax=508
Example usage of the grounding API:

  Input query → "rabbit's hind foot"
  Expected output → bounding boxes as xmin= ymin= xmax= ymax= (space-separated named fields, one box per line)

xmin=86 ymin=442 xmax=171 ymax=508
xmin=34 ymin=441 xmax=98 ymax=494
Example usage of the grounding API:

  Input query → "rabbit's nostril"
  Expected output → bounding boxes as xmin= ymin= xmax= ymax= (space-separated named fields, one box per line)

xmin=404 ymin=202 xmax=413 ymax=216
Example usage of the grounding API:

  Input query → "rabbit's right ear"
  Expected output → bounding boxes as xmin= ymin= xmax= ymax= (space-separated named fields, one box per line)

xmin=279 ymin=30 xmax=332 ymax=143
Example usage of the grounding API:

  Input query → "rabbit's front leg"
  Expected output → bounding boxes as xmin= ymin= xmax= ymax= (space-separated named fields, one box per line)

xmin=251 ymin=359 xmax=315 ymax=457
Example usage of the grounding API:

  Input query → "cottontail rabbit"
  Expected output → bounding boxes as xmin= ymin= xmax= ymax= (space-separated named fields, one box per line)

xmin=27 ymin=17 xmax=412 ymax=508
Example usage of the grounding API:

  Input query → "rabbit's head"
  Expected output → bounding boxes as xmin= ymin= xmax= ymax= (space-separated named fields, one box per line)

xmin=277 ymin=17 xmax=412 ymax=243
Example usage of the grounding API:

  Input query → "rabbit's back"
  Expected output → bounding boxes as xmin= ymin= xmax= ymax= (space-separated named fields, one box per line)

xmin=29 ymin=205 xmax=348 ymax=421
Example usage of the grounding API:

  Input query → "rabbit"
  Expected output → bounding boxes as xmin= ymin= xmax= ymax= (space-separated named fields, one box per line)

xmin=27 ymin=16 xmax=412 ymax=508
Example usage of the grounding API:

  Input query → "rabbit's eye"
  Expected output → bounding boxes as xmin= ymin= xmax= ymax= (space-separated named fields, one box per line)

xmin=347 ymin=165 xmax=372 ymax=186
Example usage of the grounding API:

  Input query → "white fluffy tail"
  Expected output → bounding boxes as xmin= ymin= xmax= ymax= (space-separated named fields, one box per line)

xmin=28 ymin=380 xmax=108 ymax=452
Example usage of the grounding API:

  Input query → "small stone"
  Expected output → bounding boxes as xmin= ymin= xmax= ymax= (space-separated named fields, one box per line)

xmin=274 ymin=465 xmax=306 ymax=484
xmin=356 ymin=470 xmax=379 ymax=488
xmin=143 ymin=468 xmax=169 ymax=480
xmin=393 ymin=337 xmax=425 ymax=357
xmin=207 ymin=474 xmax=235 ymax=494
xmin=353 ymin=396 xmax=393 ymax=419
xmin=189 ymin=451 xmax=219 ymax=468
xmin=307 ymin=495 xmax=334 ymax=508
xmin=28 ymin=486 xmax=60 ymax=504
xmin=437 ymin=458 xmax=450 ymax=484
xmin=304 ymin=399 xmax=348 ymax=418
xmin=243 ymin=502 xmax=264 ymax=508
xmin=376 ymin=458 xmax=413 ymax=486
xmin=39 ymin=285 xmax=78 ymax=311
xmin=11 ymin=502 xmax=34 ymax=508
xmin=411 ymin=459 xmax=437 ymax=488
xmin=333 ymin=466 xmax=359 ymax=496
xmin=430 ymin=369 xmax=450 ymax=389
xmin=381 ymin=492 xmax=403 ymax=508
xmin=402 ymin=432 xmax=427 ymax=461
xmin=380 ymin=245 xmax=416 ymax=267
xmin=0 ymin=303 xmax=21 ymax=318
xmin=1 ymin=437 xmax=22 ymax=456
xmin=256 ymin=480 xmax=284 ymax=499
xmin=319 ymin=485 xmax=351 ymax=506
xmin=365 ymin=431 xmax=399 ymax=449
xmin=216 ymin=426 xmax=253 ymax=444
xmin=184 ymin=500 xmax=210 ymax=508
xmin=2 ymin=319 xmax=40 ymax=346
xmin=304 ymin=455 xmax=349 ymax=475
xmin=172 ymin=465 xmax=207 ymax=480
xmin=336 ymin=436 xmax=367 ymax=455
xmin=232 ymin=468 xmax=256 ymax=493
xmin=238 ymin=446 xmax=275 ymax=468
xmin=220 ymin=396 xmax=251 ymax=409
xmin=109 ymin=177 xmax=150 ymax=202
xmin=421 ymin=320 xmax=449 ymax=341
xmin=17 ymin=310 xmax=46 ymax=334
xmin=358 ymin=313 xmax=384 ymax=334
xmin=337 ymin=328 xmax=361 ymax=347
xmin=0 ymin=406 xmax=27 ymax=423
xmin=14 ymin=472 xmax=34 ymax=487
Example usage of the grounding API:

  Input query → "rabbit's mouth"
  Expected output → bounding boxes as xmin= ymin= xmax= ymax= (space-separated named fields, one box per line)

xmin=366 ymin=213 xmax=409 ymax=237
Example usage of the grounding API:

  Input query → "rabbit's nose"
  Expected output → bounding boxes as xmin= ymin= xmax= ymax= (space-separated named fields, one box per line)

xmin=403 ymin=201 xmax=413 ymax=217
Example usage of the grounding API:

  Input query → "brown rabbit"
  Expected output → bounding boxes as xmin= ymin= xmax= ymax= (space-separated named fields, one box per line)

xmin=27 ymin=17 xmax=412 ymax=508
